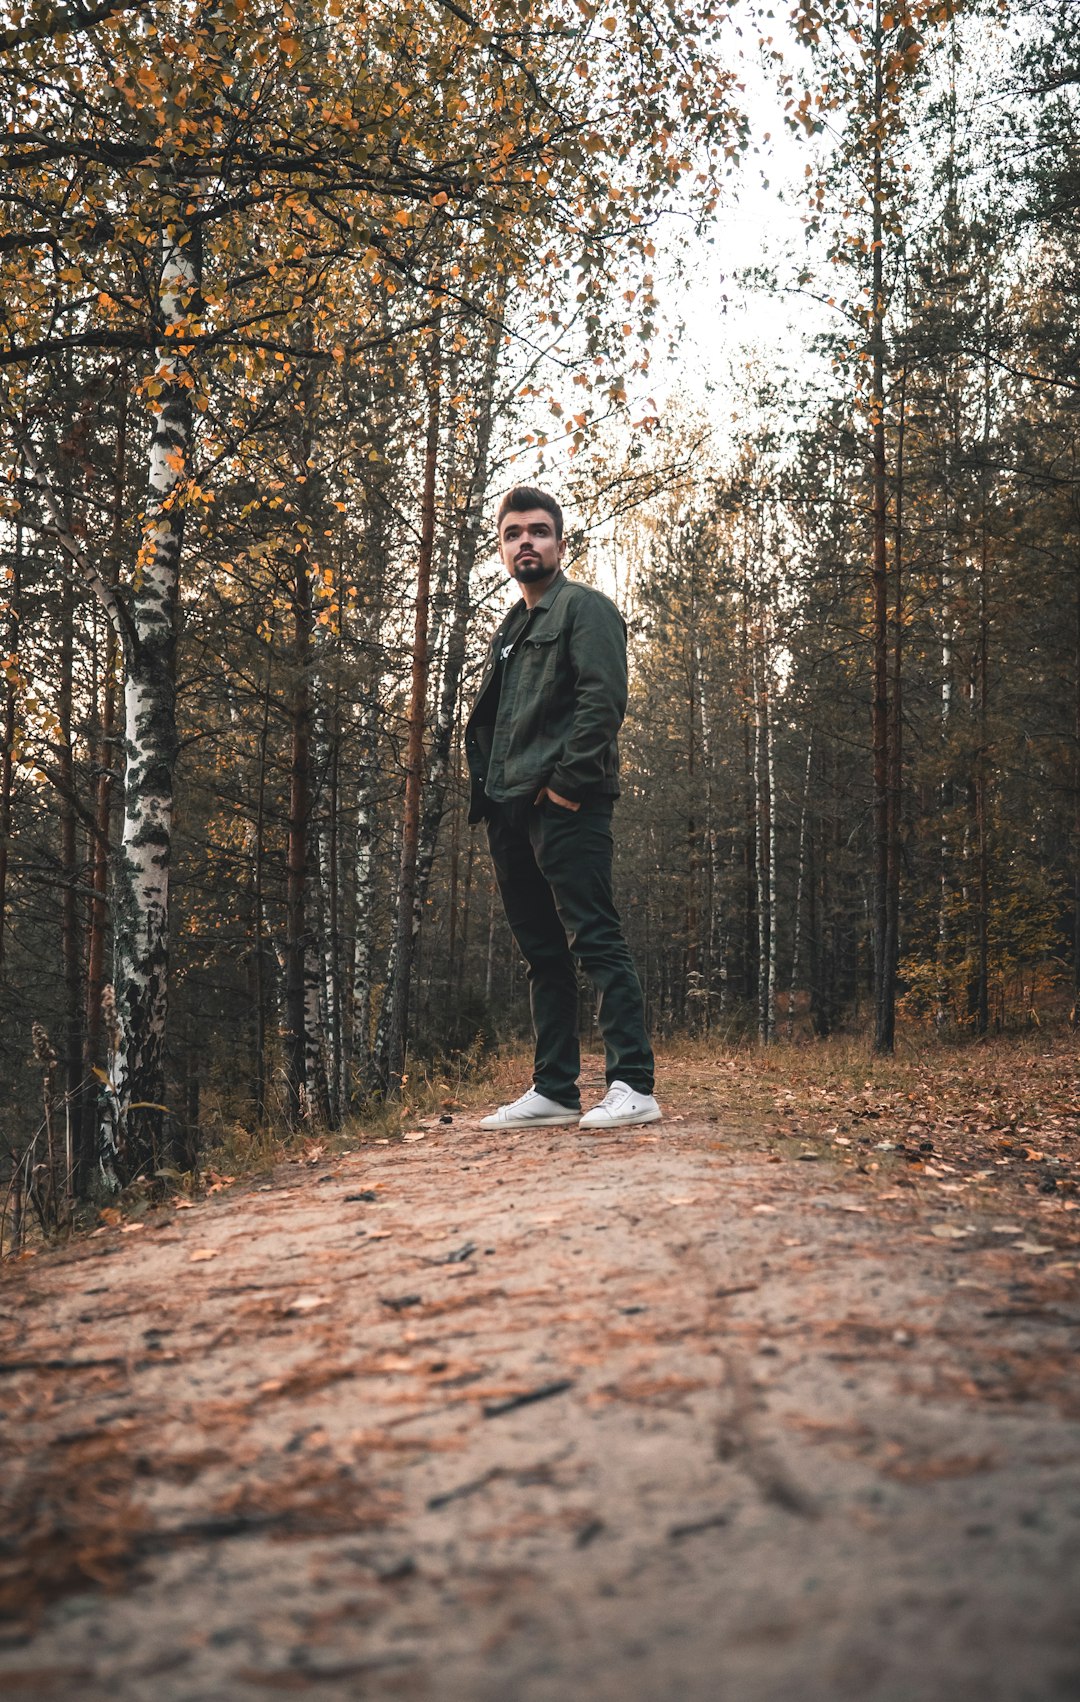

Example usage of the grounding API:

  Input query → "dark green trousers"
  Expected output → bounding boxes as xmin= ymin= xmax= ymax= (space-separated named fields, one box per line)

xmin=486 ymin=795 xmax=654 ymax=1109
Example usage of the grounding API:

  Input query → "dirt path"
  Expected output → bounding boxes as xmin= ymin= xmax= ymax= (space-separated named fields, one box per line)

xmin=3 ymin=1056 xmax=1080 ymax=1701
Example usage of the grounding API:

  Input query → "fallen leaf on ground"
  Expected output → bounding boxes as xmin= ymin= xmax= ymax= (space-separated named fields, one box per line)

xmin=189 ymin=1248 xmax=218 ymax=1262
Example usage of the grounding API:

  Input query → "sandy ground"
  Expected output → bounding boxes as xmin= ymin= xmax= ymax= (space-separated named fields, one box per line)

xmin=2 ymin=1056 xmax=1080 ymax=1702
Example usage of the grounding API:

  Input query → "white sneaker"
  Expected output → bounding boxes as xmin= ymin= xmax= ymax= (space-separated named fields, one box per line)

xmin=579 ymin=1081 xmax=662 ymax=1130
xmin=479 ymin=1088 xmax=579 ymax=1130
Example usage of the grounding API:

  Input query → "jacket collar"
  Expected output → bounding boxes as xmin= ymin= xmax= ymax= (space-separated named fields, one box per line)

xmin=533 ymin=569 xmax=567 ymax=611
xmin=505 ymin=569 xmax=567 ymax=622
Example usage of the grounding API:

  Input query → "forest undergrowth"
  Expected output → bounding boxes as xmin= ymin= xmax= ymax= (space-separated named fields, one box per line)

xmin=9 ymin=1023 xmax=1074 ymax=1262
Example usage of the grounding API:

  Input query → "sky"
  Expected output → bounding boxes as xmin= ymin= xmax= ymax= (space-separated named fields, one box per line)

xmin=645 ymin=11 xmax=832 ymax=448
xmin=491 ymin=3 xmax=834 ymax=584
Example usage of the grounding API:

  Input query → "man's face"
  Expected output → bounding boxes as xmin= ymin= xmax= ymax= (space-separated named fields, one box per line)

xmin=498 ymin=508 xmax=565 ymax=586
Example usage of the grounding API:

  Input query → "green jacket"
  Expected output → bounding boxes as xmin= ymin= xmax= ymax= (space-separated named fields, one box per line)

xmin=465 ymin=572 xmax=628 ymax=823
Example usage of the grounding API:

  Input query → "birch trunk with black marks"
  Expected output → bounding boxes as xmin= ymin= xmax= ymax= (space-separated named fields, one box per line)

xmin=0 ymin=456 xmax=22 ymax=969
xmin=695 ymin=635 xmax=716 ymax=1033
xmin=684 ymin=572 xmax=700 ymax=1017
xmin=284 ymin=339 xmax=330 ymax=1128
xmin=285 ymin=516 xmax=316 ymax=1122
xmin=103 ymin=205 xmax=199 ymax=1183
xmin=738 ymin=531 xmax=757 ymax=1011
xmin=349 ymin=419 xmax=391 ymax=1102
xmin=313 ymin=617 xmax=344 ymax=1125
xmin=82 ymin=376 xmax=125 ymax=1192
xmin=351 ymin=689 xmax=379 ymax=1095
xmin=937 ymin=550 xmax=954 ymax=1029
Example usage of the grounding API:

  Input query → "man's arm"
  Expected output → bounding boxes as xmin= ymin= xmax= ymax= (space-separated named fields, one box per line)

xmin=546 ymin=592 xmax=628 ymax=803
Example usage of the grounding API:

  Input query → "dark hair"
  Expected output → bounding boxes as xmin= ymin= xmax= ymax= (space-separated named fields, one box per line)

xmin=496 ymin=485 xmax=563 ymax=541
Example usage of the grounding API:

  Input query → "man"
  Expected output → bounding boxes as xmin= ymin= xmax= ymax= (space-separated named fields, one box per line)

xmin=465 ymin=485 xmax=661 ymax=1131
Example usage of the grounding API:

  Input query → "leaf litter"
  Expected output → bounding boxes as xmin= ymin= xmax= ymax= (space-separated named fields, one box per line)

xmin=1 ymin=1038 xmax=1078 ymax=1694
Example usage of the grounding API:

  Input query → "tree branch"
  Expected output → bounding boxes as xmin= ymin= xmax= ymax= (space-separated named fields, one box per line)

xmin=0 ymin=0 xmax=150 ymax=51
xmin=4 ymin=410 xmax=138 ymax=655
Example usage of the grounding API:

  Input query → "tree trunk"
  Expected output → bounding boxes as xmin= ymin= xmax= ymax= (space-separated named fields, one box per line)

xmin=937 ymin=545 xmax=954 ymax=1029
xmin=753 ymin=644 xmax=773 ymax=1044
xmin=285 ymin=535 xmax=313 ymax=1125
xmin=379 ymin=320 xmax=441 ymax=1095
xmin=685 ymin=576 xmax=699 ymax=1008
xmin=104 ymin=203 xmax=199 ymax=1185
xmin=249 ymin=633 xmax=274 ymax=1126
xmin=57 ymin=544 xmax=81 ymax=1218
xmin=870 ymin=0 xmax=895 ymax=1054
xmin=765 ymin=678 xmax=777 ymax=1043
xmin=313 ymin=613 xmax=344 ymax=1126
xmin=1074 ymin=556 xmax=1080 ymax=1025
xmin=412 ymin=318 xmax=501 ymax=987
xmin=972 ymin=535 xmax=990 ymax=1035
xmin=739 ymin=546 xmax=757 ymax=1011
xmin=0 ymin=450 xmax=22 ymax=969
xmin=82 ymin=375 xmax=124 ymax=1194
xmin=885 ymin=351 xmax=905 ymax=1047
xmin=971 ymin=316 xmax=993 ymax=1036
xmin=284 ymin=342 xmax=328 ymax=1128
xmin=351 ymin=690 xmax=378 ymax=1095
xmin=787 ymin=730 xmax=814 ymax=1040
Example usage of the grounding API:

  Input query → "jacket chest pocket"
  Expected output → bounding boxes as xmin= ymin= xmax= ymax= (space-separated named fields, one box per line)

xmin=520 ymin=629 xmax=560 ymax=684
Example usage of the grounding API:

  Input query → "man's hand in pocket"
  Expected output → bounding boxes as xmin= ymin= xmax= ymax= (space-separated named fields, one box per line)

xmin=534 ymin=786 xmax=580 ymax=812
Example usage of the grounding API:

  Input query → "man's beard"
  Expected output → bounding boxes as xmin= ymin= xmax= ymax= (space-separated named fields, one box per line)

xmin=513 ymin=559 xmax=554 ymax=582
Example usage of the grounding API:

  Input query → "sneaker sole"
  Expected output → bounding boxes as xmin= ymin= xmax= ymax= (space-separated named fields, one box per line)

xmin=578 ymin=1107 xmax=663 ymax=1130
xmin=479 ymin=1111 xmax=580 ymax=1130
